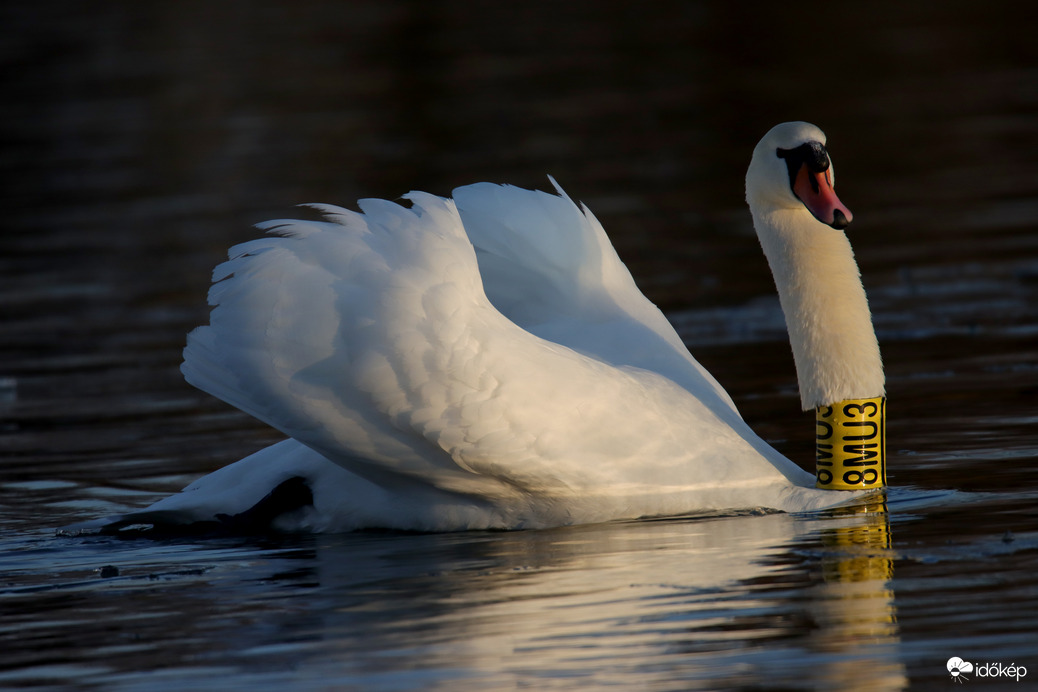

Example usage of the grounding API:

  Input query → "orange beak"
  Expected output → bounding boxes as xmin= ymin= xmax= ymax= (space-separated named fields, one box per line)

xmin=792 ymin=166 xmax=853 ymax=230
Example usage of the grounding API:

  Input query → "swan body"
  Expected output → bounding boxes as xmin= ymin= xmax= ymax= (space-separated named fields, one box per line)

xmin=77 ymin=122 xmax=882 ymax=534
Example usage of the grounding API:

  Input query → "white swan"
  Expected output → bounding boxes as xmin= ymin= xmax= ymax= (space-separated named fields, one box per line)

xmin=79 ymin=121 xmax=884 ymax=533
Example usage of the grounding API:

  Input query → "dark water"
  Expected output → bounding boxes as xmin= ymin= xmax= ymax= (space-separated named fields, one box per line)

xmin=3 ymin=1 xmax=1038 ymax=689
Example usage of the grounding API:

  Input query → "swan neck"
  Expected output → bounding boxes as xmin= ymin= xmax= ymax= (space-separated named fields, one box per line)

xmin=752 ymin=209 xmax=885 ymax=410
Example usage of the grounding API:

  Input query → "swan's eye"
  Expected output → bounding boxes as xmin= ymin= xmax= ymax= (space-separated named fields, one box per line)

xmin=776 ymin=142 xmax=831 ymax=191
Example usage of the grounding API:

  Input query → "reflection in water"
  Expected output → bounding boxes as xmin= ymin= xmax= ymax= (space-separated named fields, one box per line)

xmin=0 ymin=507 xmax=913 ymax=690
xmin=811 ymin=496 xmax=904 ymax=691
xmin=277 ymin=508 xmax=904 ymax=690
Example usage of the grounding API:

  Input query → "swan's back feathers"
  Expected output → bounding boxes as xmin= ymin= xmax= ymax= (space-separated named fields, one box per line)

xmin=182 ymin=183 xmax=811 ymax=526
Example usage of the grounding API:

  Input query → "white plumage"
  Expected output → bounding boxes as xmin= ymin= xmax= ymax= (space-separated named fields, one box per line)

xmin=746 ymin=122 xmax=884 ymax=409
xmin=77 ymin=122 xmax=881 ymax=533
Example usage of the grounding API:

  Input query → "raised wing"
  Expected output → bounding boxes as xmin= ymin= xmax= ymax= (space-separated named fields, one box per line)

xmin=455 ymin=179 xmax=738 ymax=415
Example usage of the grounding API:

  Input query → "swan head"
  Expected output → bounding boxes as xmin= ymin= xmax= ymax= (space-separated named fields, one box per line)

xmin=745 ymin=121 xmax=853 ymax=230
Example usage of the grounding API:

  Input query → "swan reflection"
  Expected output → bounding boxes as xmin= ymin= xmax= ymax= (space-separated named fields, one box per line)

xmin=278 ymin=505 xmax=904 ymax=689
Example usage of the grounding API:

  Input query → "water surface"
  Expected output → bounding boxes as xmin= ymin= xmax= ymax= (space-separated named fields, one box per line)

xmin=3 ymin=1 xmax=1038 ymax=689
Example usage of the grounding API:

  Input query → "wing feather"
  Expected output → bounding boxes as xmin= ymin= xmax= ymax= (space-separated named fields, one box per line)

xmin=454 ymin=179 xmax=739 ymax=416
